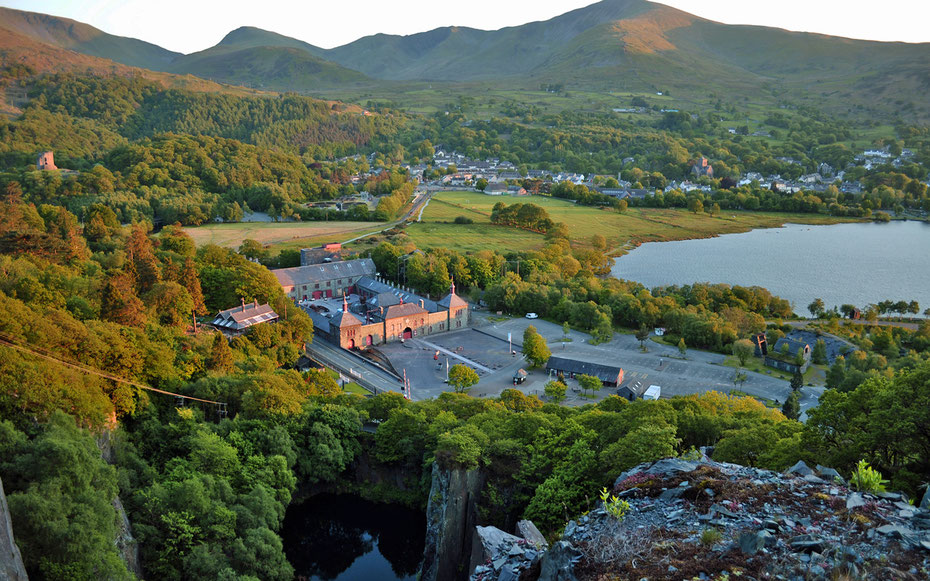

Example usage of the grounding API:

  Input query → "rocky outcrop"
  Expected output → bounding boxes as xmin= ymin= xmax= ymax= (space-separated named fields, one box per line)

xmin=538 ymin=541 xmax=581 ymax=581
xmin=469 ymin=524 xmax=548 ymax=581
xmin=420 ymin=463 xmax=485 ymax=581
xmin=95 ymin=430 xmax=142 ymax=579
xmin=113 ymin=496 xmax=142 ymax=579
xmin=547 ymin=458 xmax=930 ymax=580
xmin=0 ymin=477 xmax=27 ymax=581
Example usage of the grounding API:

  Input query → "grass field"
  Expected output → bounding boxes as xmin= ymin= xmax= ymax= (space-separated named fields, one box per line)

xmin=180 ymin=220 xmax=389 ymax=251
xmin=405 ymin=191 xmax=856 ymax=254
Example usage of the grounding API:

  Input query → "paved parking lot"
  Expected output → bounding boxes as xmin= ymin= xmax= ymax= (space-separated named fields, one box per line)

xmin=375 ymin=313 xmax=822 ymax=414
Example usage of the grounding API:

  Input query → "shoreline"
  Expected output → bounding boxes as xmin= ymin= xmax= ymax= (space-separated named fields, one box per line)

xmin=610 ymin=212 xmax=863 ymax=257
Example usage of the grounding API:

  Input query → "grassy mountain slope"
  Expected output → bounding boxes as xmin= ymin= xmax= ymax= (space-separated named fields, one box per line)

xmin=167 ymin=28 xmax=370 ymax=89
xmin=323 ymin=0 xmax=657 ymax=80
xmin=0 ymin=6 xmax=180 ymax=69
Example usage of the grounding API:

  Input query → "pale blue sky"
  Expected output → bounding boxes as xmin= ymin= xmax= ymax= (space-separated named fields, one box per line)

xmin=2 ymin=0 xmax=927 ymax=54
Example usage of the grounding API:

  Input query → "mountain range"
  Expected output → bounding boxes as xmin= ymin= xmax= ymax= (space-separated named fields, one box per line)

xmin=2 ymin=0 xmax=929 ymax=117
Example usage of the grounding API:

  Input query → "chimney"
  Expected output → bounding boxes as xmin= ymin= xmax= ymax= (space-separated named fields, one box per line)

xmin=253 ymin=299 xmax=257 ymax=309
xmin=241 ymin=297 xmax=245 ymax=312
xmin=420 ymin=299 xmax=424 ymax=308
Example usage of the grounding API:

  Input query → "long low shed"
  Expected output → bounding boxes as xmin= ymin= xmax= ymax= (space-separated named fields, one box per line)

xmin=546 ymin=356 xmax=624 ymax=386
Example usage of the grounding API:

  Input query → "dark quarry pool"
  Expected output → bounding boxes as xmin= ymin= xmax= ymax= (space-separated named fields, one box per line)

xmin=281 ymin=494 xmax=425 ymax=580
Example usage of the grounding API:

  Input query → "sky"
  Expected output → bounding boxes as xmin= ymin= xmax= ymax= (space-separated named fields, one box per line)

xmin=3 ymin=0 xmax=929 ymax=54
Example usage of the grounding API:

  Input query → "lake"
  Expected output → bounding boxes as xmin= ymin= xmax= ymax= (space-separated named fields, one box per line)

xmin=281 ymin=494 xmax=425 ymax=581
xmin=611 ymin=220 xmax=930 ymax=315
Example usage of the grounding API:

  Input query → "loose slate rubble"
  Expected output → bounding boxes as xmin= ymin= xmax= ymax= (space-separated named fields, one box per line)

xmin=550 ymin=458 xmax=930 ymax=580
xmin=471 ymin=525 xmax=546 ymax=581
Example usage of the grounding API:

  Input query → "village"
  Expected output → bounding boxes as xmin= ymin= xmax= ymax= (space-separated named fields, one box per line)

xmin=308 ymin=144 xmax=929 ymax=217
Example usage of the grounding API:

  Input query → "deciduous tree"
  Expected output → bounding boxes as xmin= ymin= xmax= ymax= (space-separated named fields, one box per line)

xmin=732 ymin=338 xmax=755 ymax=366
xmin=577 ymin=374 xmax=602 ymax=397
xmin=448 ymin=364 xmax=479 ymax=393
xmin=544 ymin=380 xmax=568 ymax=404
xmin=522 ymin=325 xmax=551 ymax=368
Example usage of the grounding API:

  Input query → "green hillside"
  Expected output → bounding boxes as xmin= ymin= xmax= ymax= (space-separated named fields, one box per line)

xmin=168 ymin=45 xmax=370 ymax=90
xmin=164 ymin=26 xmax=370 ymax=89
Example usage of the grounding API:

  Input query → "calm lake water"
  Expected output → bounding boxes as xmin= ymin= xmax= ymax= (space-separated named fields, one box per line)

xmin=281 ymin=494 xmax=425 ymax=581
xmin=611 ymin=221 xmax=930 ymax=314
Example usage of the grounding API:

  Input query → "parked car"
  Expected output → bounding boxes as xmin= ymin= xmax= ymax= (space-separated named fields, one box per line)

xmin=525 ymin=312 xmax=538 ymax=319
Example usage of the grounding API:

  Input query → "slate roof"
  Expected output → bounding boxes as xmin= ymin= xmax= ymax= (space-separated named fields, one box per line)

xmin=370 ymin=291 xmax=401 ymax=308
xmin=273 ymin=258 xmax=376 ymax=288
xmin=213 ymin=302 xmax=278 ymax=331
xmin=438 ymin=291 xmax=468 ymax=309
xmin=306 ymin=310 xmax=330 ymax=334
xmin=356 ymin=276 xmax=439 ymax=312
xmin=617 ymin=384 xmax=642 ymax=401
xmin=546 ymin=356 xmax=624 ymax=383
xmin=331 ymin=309 xmax=362 ymax=327
xmin=773 ymin=338 xmax=810 ymax=355
xmin=384 ymin=303 xmax=428 ymax=319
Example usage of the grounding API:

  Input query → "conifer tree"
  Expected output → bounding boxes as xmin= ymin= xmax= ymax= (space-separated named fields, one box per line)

xmin=181 ymin=257 xmax=208 ymax=316
xmin=100 ymin=272 xmax=146 ymax=327
xmin=781 ymin=390 xmax=801 ymax=420
xmin=126 ymin=225 xmax=160 ymax=294
xmin=208 ymin=332 xmax=234 ymax=373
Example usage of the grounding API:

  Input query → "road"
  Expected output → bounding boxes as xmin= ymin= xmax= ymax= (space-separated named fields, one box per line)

xmin=305 ymin=339 xmax=405 ymax=396
xmin=340 ymin=188 xmax=433 ymax=245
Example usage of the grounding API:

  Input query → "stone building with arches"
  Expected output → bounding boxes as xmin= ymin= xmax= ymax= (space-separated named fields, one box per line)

xmin=312 ymin=279 xmax=469 ymax=350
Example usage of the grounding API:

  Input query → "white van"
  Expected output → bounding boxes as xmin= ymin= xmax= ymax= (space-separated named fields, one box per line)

xmin=643 ymin=385 xmax=661 ymax=400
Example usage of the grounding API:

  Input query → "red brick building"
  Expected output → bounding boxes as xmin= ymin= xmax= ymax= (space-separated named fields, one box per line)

xmin=322 ymin=281 xmax=469 ymax=350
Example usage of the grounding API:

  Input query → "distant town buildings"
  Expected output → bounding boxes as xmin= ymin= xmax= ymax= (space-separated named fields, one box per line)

xmin=300 ymin=243 xmax=344 ymax=266
xmin=691 ymin=157 xmax=714 ymax=179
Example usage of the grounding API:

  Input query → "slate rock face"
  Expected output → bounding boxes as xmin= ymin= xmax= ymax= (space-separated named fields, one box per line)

xmin=516 ymin=520 xmax=548 ymax=550
xmin=0 ymin=477 xmax=28 ymax=581
xmin=421 ymin=464 xmax=485 ymax=581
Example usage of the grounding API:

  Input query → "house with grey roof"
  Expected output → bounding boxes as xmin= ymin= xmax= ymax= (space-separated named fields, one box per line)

xmin=546 ymin=356 xmax=625 ymax=386
xmin=764 ymin=337 xmax=812 ymax=374
xmin=212 ymin=300 xmax=279 ymax=335
xmin=273 ymin=258 xmax=376 ymax=300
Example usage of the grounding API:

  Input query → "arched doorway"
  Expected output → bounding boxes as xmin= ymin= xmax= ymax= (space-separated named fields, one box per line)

xmin=366 ymin=335 xmax=373 ymax=346
xmin=403 ymin=327 xmax=413 ymax=340
xmin=347 ymin=338 xmax=355 ymax=349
